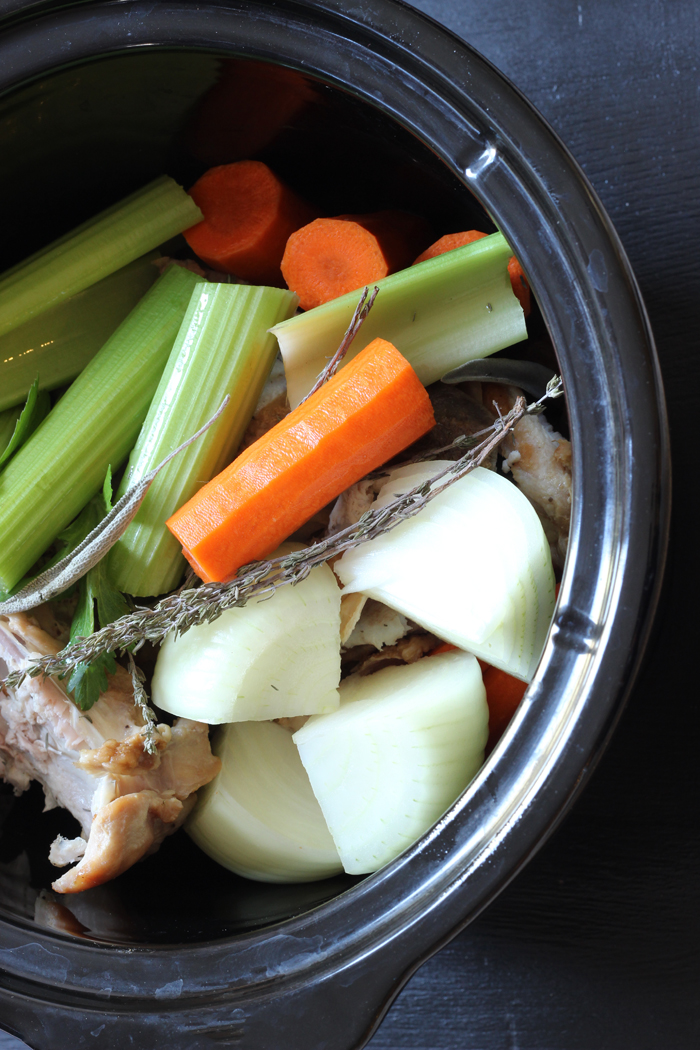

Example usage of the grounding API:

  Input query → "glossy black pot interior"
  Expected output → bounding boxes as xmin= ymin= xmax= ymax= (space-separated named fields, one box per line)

xmin=0 ymin=2 xmax=668 ymax=1048
xmin=0 ymin=46 xmax=483 ymax=946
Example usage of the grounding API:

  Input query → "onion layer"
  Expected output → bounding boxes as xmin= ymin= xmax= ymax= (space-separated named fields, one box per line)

xmin=335 ymin=464 xmax=555 ymax=682
xmin=152 ymin=544 xmax=341 ymax=723
xmin=187 ymin=719 xmax=342 ymax=883
xmin=294 ymin=649 xmax=488 ymax=875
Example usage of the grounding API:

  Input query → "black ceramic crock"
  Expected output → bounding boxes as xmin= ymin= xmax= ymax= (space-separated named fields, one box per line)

xmin=0 ymin=1 xmax=669 ymax=1047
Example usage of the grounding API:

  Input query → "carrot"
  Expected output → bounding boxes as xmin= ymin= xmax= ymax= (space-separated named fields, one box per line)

xmin=429 ymin=642 xmax=458 ymax=656
xmin=167 ymin=337 xmax=435 ymax=583
xmin=183 ymin=161 xmax=317 ymax=284
xmin=413 ymin=230 xmax=487 ymax=263
xmin=507 ymin=256 xmax=531 ymax=316
xmin=281 ymin=211 xmax=432 ymax=310
xmin=413 ymin=230 xmax=531 ymax=316
xmin=482 ymin=664 xmax=528 ymax=753
xmin=187 ymin=59 xmax=318 ymax=166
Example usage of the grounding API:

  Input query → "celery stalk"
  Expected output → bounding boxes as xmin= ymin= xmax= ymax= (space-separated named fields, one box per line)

xmin=271 ymin=231 xmax=527 ymax=408
xmin=0 ymin=265 xmax=200 ymax=593
xmin=0 ymin=253 xmax=159 ymax=412
xmin=109 ymin=283 xmax=298 ymax=596
xmin=0 ymin=176 xmax=202 ymax=340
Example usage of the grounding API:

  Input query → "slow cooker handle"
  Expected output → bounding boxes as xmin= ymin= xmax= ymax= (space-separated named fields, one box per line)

xmin=0 ymin=950 xmax=404 ymax=1050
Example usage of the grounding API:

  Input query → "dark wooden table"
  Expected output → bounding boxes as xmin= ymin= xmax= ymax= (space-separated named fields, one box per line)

xmin=0 ymin=2 xmax=696 ymax=1048
xmin=364 ymin=1 xmax=700 ymax=1047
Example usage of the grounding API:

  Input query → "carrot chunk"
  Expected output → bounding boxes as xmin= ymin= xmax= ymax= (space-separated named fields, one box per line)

xmin=413 ymin=230 xmax=531 ymax=316
xmin=281 ymin=211 xmax=431 ymax=310
xmin=429 ymin=642 xmax=458 ymax=656
xmin=482 ymin=664 xmax=528 ymax=752
xmin=167 ymin=338 xmax=435 ymax=583
xmin=187 ymin=59 xmax=318 ymax=166
xmin=184 ymin=161 xmax=316 ymax=284
xmin=413 ymin=230 xmax=488 ymax=263
xmin=507 ymin=255 xmax=531 ymax=316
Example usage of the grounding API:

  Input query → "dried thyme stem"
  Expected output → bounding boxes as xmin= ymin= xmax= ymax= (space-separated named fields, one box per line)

xmin=2 ymin=378 xmax=562 ymax=690
xmin=127 ymin=651 xmax=158 ymax=755
xmin=300 ymin=285 xmax=379 ymax=404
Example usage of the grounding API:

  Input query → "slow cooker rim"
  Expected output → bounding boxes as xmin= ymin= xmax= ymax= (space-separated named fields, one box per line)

xmin=0 ymin=0 xmax=669 ymax=1035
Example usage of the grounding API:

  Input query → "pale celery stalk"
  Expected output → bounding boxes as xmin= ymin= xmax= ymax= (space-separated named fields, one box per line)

xmin=0 ymin=253 xmax=159 ymax=412
xmin=272 ymin=231 xmax=527 ymax=408
xmin=109 ymin=283 xmax=298 ymax=597
xmin=0 ymin=265 xmax=200 ymax=593
xmin=0 ymin=176 xmax=202 ymax=340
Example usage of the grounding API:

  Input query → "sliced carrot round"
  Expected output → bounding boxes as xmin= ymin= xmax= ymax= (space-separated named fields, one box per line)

xmin=184 ymin=160 xmax=316 ymax=284
xmin=281 ymin=211 xmax=431 ymax=311
xmin=282 ymin=218 xmax=389 ymax=311
xmin=413 ymin=229 xmax=487 ymax=264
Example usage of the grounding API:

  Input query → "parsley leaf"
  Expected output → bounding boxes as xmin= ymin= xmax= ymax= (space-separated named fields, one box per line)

xmin=67 ymin=652 xmax=118 ymax=712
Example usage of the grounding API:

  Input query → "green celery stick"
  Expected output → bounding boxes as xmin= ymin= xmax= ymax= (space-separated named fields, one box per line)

xmin=0 ymin=265 xmax=200 ymax=593
xmin=0 ymin=175 xmax=202 ymax=340
xmin=0 ymin=253 xmax=159 ymax=412
xmin=109 ymin=283 xmax=298 ymax=597
xmin=271 ymin=231 xmax=527 ymax=408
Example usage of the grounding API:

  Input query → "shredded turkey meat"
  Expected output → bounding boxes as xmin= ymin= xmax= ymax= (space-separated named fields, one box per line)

xmin=477 ymin=382 xmax=572 ymax=567
xmin=403 ymin=383 xmax=499 ymax=467
xmin=343 ymin=632 xmax=440 ymax=678
xmin=0 ymin=611 xmax=220 ymax=894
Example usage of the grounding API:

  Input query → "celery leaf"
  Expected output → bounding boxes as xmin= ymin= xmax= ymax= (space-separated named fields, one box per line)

xmin=0 ymin=377 xmax=51 ymax=470
xmin=66 ymin=466 xmax=130 ymax=710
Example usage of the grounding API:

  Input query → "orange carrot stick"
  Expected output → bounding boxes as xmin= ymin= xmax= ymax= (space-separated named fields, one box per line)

xmin=281 ymin=211 xmax=431 ymax=310
xmin=184 ymin=161 xmax=317 ymax=284
xmin=413 ymin=230 xmax=531 ymax=316
xmin=482 ymin=664 xmax=528 ymax=752
xmin=167 ymin=337 xmax=435 ymax=582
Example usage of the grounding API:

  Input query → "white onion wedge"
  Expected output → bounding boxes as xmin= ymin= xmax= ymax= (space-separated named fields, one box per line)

xmin=294 ymin=650 xmax=488 ymax=875
xmin=152 ymin=544 xmax=341 ymax=723
xmin=335 ymin=464 xmax=555 ymax=682
xmin=187 ymin=720 xmax=342 ymax=882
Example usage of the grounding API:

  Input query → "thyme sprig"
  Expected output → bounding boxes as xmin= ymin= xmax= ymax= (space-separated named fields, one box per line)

xmin=2 ymin=377 xmax=562 ymax=692
xmin=127 ymin=651 xmax=158 ymax=754
xmin=300 ymin=284 xmax=379 ymax=404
